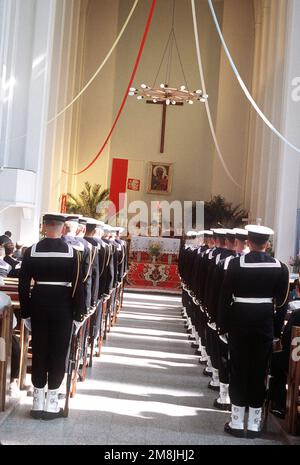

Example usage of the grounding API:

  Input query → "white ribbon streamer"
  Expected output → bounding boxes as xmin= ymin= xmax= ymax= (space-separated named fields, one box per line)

xmin=7 ymin=0 xmax=139 ymax=145
xmin=191 ymin=0 xmax=241 ymax=188
xmin=208 ymin=0 xmax=300 ymax=154
xmin=47 ymin=0 xmax=139 ymax=124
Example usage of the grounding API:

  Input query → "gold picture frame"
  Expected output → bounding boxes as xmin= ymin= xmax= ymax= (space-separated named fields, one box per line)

xmin=146 ymin=162 xmax=174 ymax=195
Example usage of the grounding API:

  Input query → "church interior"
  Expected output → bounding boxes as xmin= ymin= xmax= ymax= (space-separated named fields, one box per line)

xmin=0 ymin=0 xmax=300 ymax=447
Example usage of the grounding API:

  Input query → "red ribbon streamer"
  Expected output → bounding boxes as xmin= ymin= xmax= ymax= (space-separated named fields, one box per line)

xmin=65 ymin=0 xmax=157 ymax=176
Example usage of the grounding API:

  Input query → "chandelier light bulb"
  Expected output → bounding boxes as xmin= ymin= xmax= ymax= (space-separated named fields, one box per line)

xmin=137 ymin=95 xmax=143 ymax=100
xmin=166 ymin=98 xmax=170 ymax=105
xmin=180 ymin=85 xmax=186 ymax=91
xmin=153 ymin=99 xmax=157 ymax=103
xmin=200 ymin=97 xmax=206 ymax=102
xmin=188 ymin=100 xmax=194 ymax=104
xmin=141 ymin=84 xmax=147 ymax=89
xmin=128 ymin=92 xmax=135 ymax=96
xmin=129 ymin=87 xmax=136 ymax=92
xmin=196 ymin=89 xmax=202 ymax=94
xmin=203 ymin=94 xmax=208 ymax=99
xmin=160 ymin=83 xmax=165 ymax=89
xmin=172 ymin=100 xmax=176 ymax=105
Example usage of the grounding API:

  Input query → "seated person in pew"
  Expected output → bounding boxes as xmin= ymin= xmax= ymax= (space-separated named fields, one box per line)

xmin=270 ymin=279 xmax=300 ymax=419
xmin=4 ymin=243 xmax=21 ymax=278
xmin=0 ymin=246 xmax=12 ymax=285
xmin=13 ymin=241 xmax=24 ymax=261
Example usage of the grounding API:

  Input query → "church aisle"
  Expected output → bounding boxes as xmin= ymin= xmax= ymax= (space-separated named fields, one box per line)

xmin=0 ymin=292 xmax=286 ymax=445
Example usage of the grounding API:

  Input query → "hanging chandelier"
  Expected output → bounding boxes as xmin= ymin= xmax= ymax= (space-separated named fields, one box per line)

xmin=129 ymin=83 xmax=208 ymax=105
xmin=129 ymin=0 xmax=208 ymax=106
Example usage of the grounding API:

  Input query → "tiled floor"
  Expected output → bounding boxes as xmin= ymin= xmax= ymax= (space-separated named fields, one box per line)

xmin=0 ymin=292 xmax=287 ymax=445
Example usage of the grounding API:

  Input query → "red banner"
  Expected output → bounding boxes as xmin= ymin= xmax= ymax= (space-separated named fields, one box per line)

xmin=109 ymin=158 xmax=129 ymax=213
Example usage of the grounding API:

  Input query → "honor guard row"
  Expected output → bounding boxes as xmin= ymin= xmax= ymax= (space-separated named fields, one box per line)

xmin=18 ymin=212 xmax=128 ymax=420
xmin=178 ymin=225 xmax=289 ymax=438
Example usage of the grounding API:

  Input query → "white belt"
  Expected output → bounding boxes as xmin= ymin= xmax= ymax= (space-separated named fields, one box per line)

xmin=233 ymin=296 xmax=273 ymax=304
xmin=36 ymin=281 xmax=72 ymax=287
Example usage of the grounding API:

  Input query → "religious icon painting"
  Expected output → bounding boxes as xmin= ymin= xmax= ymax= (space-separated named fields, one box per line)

xmin=147 ymin=162 xmax=173 ymax=195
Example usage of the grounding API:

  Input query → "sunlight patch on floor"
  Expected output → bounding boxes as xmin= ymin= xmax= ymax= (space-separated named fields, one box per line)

xmin=101 ymin=346 xmax=197 ymax=361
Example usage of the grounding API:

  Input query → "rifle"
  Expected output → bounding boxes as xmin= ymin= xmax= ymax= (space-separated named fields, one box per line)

xmin=78 ymin=307 xmax=96 ymax=380
xmin=64 ymin=322 xmax=81 ymax=417
xmin=64 ymin=312 xmax=92 ymax=417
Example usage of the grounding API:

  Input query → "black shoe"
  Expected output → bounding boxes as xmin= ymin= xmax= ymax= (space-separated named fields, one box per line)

xmin=224 ymin=422 xmax=245 ymax=438
xmin=195 ymin=349 xmax=202 ymax=356
xmin=186 ymin=328 xmax=192 ymax=334
xmin=198 ymin=357 xmax=207 ymax=365
xmin=213 ymin=398 xmax=231 ymax=411
xmin=42 ymin=408 xmax=65 ymax=421
xmin=203 ymin=368 xmax=213 ymax=377
xmin=270 ymin=406 xmax=285 ymax=420
xmin=208 ymin=382 xmax=220 ymax=391
xmin=191 ymin=342 xmax=198 ymax=348
xmin=246 ymin=428 xmax=263 ymax=439
xmin=30 ymin=410 xmax=43 ymax=420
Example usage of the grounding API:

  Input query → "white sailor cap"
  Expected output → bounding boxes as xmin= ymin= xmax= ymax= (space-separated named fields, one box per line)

xmin=245 ymin=225 xmax=274 ymax=242
xmin=202 ymin=230 xmax=214 ymax=236
xmin=211 ymin=228 xmax=228 ymax=237
xmin=43 ymin=212 xmax=67 ymax=223
xmin=65 ymin=214 xmax=82 ymax=222
xmin=233 ymin=228 xmax=248 ymax=240
xmin=186 ymin=230 xmax=198 ymax=237
xmin=102 ymin=224 xmax=113 ymax=233
xmin=85 ymin=217 xmax=102 ymax=226
xmin=225 ymin=229 xmax=236 ymax=240
xmin=114 ymin=227 xmax=125 ymax=234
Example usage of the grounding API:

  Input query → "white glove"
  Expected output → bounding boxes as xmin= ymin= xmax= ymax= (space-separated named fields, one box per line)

xmin=24 ymin=317 xmax=32 ymax=332
xmin=73 ymin=320 xmax=82 ymax=333
xmin=219 ymin=333 xmax=228 ymax=344
xmin=207 ymin=321 xmax=217 ymax=331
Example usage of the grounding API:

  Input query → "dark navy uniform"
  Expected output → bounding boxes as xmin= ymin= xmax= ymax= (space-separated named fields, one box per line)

xmin=18 ymin=237 xmax=85 ymax=390
xmin=220 ymin=252 xmax=289 ymax=408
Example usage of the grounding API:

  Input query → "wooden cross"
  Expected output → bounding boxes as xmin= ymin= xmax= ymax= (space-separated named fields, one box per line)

xmin=146 ymin=100 xmax=183 ymax=153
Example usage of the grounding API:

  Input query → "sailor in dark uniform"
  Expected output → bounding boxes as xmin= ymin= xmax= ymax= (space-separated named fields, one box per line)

xmin=189 ymin=231 xmax=210 ymax=354
xmin=0 ymin=246 xmax=12 ymax=284
xmin=102 ymin=225 xmax=117 ymax=333
xmin=63 ymin=216 xmax=95 ymax=314
xmin=214 ymin=228 xmax=249 ymax=411
xmin=83 ymin=218 xmax=106 ymax=358
xmin=18 ymin=213 xmax=85 ymax=420
xmin=219 ymin=225 xmax=289 ymax=438
xmin=204 ymin=229 xmax=234 ymax=389
xmin=114 ymin=227 xmax=127 ymax=319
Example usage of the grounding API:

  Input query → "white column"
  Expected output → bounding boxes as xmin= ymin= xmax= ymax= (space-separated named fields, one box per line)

xmin=211 ymin=0 xmax=255 ymax=205
xmin=274 ymin=0 xmax=300 ymax=262
xmin=0 ymin=0 xmax=58 ymax=243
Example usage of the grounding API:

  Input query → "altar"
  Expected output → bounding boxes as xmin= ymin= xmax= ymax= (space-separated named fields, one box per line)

xmin=126 ymin=236 xmax=181 ymax=292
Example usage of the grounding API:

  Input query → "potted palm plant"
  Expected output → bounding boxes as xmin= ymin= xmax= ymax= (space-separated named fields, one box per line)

xmin=66 ymin=182 xmax=110 ymax=220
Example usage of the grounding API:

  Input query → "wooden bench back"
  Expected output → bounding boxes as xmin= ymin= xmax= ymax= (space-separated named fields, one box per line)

xmin=0 ymin=304 xmax=13 ymax=411
xmin=286 ymin=325 xmax=300 ymax=435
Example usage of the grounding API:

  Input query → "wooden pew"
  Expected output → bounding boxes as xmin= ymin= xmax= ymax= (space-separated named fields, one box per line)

xmin=286 ymin=325 xmax=300 ymax=435
xmin=0 ymin=284 xmax=30 ymax=391
xmin=0 ymin=297 xmax=13 ymax=411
